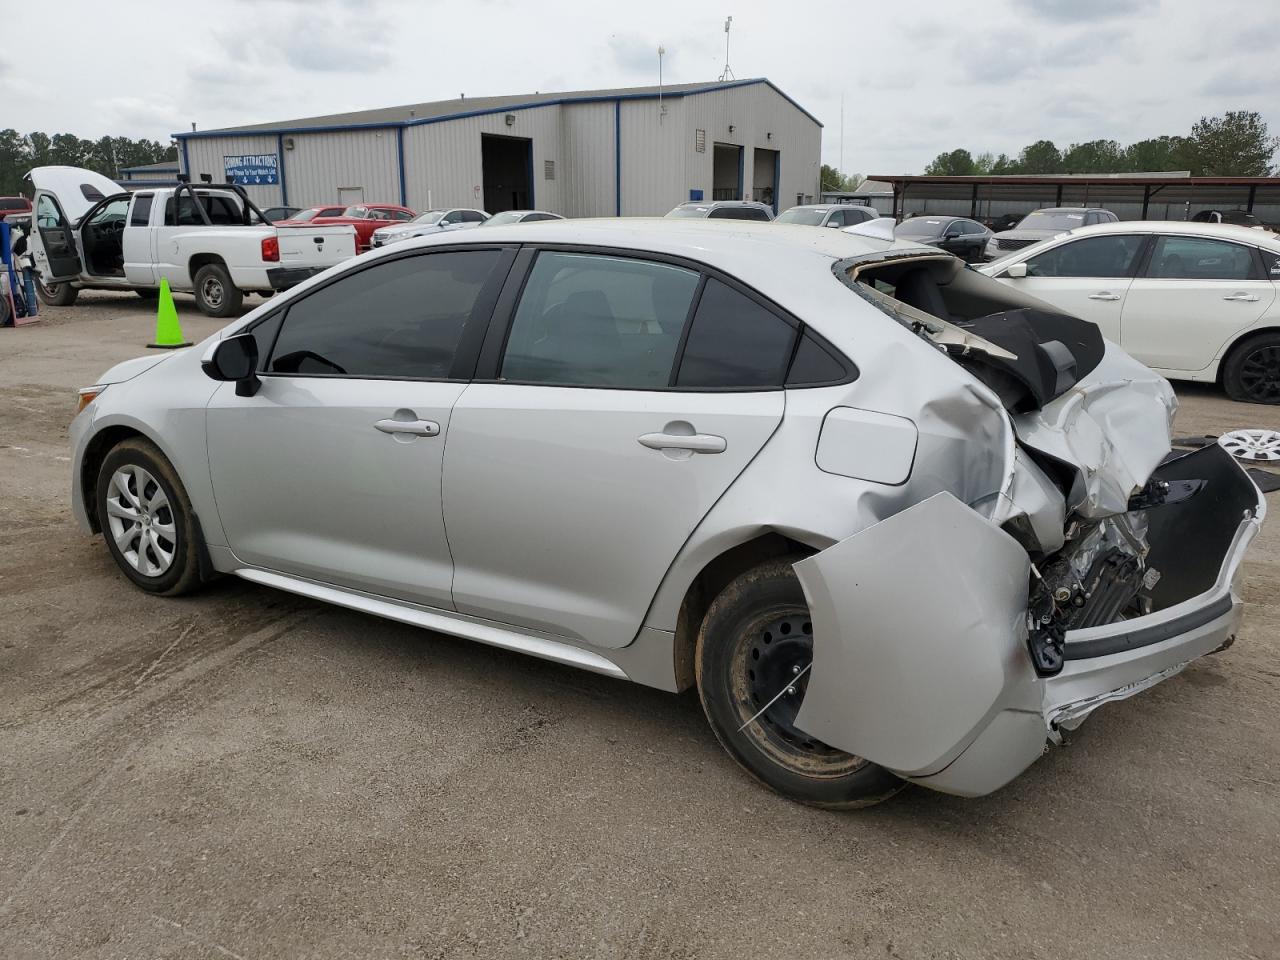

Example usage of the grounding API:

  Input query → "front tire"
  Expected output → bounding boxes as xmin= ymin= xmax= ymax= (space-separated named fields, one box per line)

xmin=695 ymin=558 xmax=905 ymax=809
xmin=96 ymin=438 xmax=203 ymax=596
xmin=35 ymin=278 xmax=78 ymax=306
xmin=192 ymin=263 xmax=243 ymax=318
xmin=1223 ymin=332 xmax=1280 ymax=404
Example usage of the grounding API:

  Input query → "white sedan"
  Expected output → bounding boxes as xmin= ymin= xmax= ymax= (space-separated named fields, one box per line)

xmin=979 ymin=221 xmax=1280 ymax=403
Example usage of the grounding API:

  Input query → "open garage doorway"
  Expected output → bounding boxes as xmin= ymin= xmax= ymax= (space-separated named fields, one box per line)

xmin=753 ymin=148 xmax=779 ymax=213
xmin=712 ymin=143 xmax=742 ymax=200
xmin=482 ymin=134 xmax=532 ymax=213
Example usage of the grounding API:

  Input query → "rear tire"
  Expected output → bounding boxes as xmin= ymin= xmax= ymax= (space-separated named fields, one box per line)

xmin=35 ymin=278 xmax=78 ymax=306
xmin=192 ymin=263 xmax=242 ymax=318
xmin=96 ymin=438 xmax=203 ymax=596
xmin=1222 ymin=332 xmax=1280 ymax=404
xmin=695 ymin=558 xmax=905 ymax=809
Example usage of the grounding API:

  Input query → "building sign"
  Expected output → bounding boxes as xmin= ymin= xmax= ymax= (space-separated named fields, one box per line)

xmin=223 ymin=154 xmax=279 ymax=185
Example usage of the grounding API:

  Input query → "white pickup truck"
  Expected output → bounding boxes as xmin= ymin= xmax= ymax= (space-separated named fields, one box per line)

xmin=26 ymin=166 xmax=357 ymax=317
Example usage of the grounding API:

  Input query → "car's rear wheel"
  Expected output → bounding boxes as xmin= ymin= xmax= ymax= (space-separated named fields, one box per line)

xmin=96 ymin=438 xmax=203 ymax=596
xmin=695 ymin=558 xmax=905 ymax=809
xmin=1223 ymin=332 xmax=1280 ymax=404
xmin=35 ymin=278 xmax=78 ymax=306
xmin=192 ymin=263 xmax=243 ymax=318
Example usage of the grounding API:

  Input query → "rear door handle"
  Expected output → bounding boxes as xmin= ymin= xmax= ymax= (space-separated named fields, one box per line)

xmin=1223 ymin=293 xmax=1259 ymax=302
xmin=375 ymin=418 xmax=440 ymax=437
xmin=638 ymin=431 xmax=726 ymax=454
xmin=1088 ymin=292 xmax=1121 ymax=301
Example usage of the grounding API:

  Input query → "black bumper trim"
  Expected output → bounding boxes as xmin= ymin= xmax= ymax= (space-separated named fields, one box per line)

xmin=266 ymin=266 xmax=327 ymax=290
xmin=1062 ymin=593 xmax=1235 ymax=660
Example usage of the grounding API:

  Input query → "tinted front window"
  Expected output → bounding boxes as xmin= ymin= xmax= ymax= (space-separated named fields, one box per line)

xmin=267 ymin=250 xmax=502 ymax=378
xmin=676 ymin=279 xmax=797 ymax=388
xmin=776 ymin=208 xmax=827 ymax=226
xmin=1147 ymin=236 xmax=1259 ymax=280
xmin=1016 ymin=210 xmax=1087 ymax=231
xmin=709 ymin=206 xmax=770 ymax=221
xmin=501 ymin=252 xmax=699 ymax=387
xmin=130 ymin=194 xmax=153 ymax=226
xmin=1025 ymin=235 xmax=1146 ymax=278
xmin=897 ymin=217 xmax=947 ymax=238
xmin=461 ymin=210 xmax=486 ymax=223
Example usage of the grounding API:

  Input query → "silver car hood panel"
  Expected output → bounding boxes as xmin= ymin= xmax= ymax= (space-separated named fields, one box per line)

xmin=1010 ymin=343 xmax=1176 ymax=518
xmin=93 ymin=352 xmax=179 ymax=385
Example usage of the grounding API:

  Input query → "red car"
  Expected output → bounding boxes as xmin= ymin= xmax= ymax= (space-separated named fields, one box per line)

xmin=276 ymin=203 xmax=415 ymax=252
xmin=0 ymin=196 xmax=33 ymax=222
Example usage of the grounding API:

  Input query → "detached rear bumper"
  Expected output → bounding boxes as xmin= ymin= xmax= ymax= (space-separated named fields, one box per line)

xmin=792 ymin=443 xmax=1266 ymax=799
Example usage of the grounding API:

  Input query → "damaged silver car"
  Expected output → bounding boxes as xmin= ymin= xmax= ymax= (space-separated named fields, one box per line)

xmin=69 ymin=219 xmax=1265 ymax=807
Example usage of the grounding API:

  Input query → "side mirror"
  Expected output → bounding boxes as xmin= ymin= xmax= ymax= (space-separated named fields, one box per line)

xmin=825 ymin=220 xmax=841 ymax=228
xmin=202 ymin=333 xmax=261 ymax=396
xmin=1005 ymin=262 xmax=1028 ymax=279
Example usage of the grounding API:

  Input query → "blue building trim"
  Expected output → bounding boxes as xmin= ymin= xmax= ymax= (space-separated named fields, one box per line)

xmin=276 ymin=133 xmax=289 ymax=205
xmin=614 ymin=100 xmax=622 ymax=216
xmin=396 ymin=127 xmax=407 ymax=206
xmin=119 ymin=165 xmax=179 ymax=175
xmin=180 ymin=139 xmax=190 ymax=178
xmin=526 ymin=138 xmax=535 ymax=210
xmin=771 ymin=150 xmax=780 ymax=215
xmin=737 ymin=146 xmax=744 ymax=201
xmin=170 ymin=78 xmax=822 ymax=142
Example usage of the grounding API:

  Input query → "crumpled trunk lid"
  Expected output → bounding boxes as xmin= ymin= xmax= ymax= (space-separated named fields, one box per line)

xmin=1011 ymin=343 xmax=1176 ymax=518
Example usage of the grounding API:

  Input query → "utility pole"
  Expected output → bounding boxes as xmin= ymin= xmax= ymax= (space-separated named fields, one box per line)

xmin=719 ymin=16 xmax=735 ymax=82
xmin=659 ymin=45 xmax=667 ymax=120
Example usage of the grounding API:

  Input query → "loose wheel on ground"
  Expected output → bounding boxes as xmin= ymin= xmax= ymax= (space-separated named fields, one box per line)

xmin=695 ymin=557 xmax=905 ymax=809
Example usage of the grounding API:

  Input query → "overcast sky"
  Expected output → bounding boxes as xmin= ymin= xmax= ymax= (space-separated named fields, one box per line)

xmin=3 ymin=0 xmax=1278 ymax=175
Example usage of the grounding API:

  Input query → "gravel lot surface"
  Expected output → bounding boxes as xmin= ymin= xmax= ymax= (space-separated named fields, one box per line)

xmin=2 ymin=292 xmax=1278 ymax=959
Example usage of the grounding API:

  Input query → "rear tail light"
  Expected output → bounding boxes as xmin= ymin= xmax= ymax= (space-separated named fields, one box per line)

xmin=261 ymin=236 xmax=280 ymax=262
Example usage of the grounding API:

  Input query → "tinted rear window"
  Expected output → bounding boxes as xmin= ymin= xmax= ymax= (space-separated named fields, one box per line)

xmin=676 ymin=279 xmax=797 ymax=388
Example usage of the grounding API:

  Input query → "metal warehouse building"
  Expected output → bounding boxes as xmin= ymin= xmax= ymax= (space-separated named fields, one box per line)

xmin=174 ymin=78 xmax=822 ymax=218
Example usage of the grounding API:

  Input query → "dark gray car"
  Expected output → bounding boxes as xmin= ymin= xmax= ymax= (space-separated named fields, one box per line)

xmin=985 ymin=207 xmax=1118 ymax=260
xmin=895 ymin=216 xmax=992 ymax=262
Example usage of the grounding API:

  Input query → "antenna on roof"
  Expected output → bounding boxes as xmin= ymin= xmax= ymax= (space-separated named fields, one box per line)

xmin=658 ymin=45 xmax=667 ymax=120
xmin=718 ymin=16 xmax=735 ymax=82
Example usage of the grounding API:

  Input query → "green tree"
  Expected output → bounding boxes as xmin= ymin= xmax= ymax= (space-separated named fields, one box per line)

xmin=1018 ymin=140 xmax=1062 ymax=174
xmin=820 ymin=164 xmax=861 ymax=192
xmin=1061 ymin=139 xmax=1123 ymax=173
xmin=1181 ymin=111 xmax=1279 ymax=176
xmin=924 ymin=148 xmax=976 ymax=176
xmin=1121 ymin=136 xmax=1187 ymax=172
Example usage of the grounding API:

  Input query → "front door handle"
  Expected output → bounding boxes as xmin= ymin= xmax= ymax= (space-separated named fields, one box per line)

xmin=1088 ymin=292 xmax=1121 ymax=301
xmin=638 ymin=431 xmax=726 ymax=454
xmin=374 ymin=418 xmax=440 ymax=437
xmin=1223 ymin=293 xmax=1260 ymax=302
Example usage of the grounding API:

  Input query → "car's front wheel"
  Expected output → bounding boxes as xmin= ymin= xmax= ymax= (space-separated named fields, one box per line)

xmin=96 ymin=438 xmax=203 ymax=595
xmin=1223 ymin=332 xmax=1280 ymax=404
xmin=695 ymin=558 xmax=905 ymax=809
xmin=35 ymin=278 xmax=78 ymax=306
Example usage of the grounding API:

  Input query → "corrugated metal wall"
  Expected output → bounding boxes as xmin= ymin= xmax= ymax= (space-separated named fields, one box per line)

xmin=182 ymin=134 xmax=282 ymax=207
xmin=282 ymin=129 xmax=401 ymax=208
xmin=618 ymin=99 xmax=686 ymax=216
xmin=559 ymin=102 xmax=617 ymax=218
xmin=403 ymin=105 xmax=563 ymax=213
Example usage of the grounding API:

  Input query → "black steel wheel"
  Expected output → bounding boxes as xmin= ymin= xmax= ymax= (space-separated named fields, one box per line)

xmin=696 ymin=557 xmax=905 ymax=808
xmin=1224 ymin=333 xmax=1280 ymax=404
xmin=35 ymin=277 xmax=78 ymax=306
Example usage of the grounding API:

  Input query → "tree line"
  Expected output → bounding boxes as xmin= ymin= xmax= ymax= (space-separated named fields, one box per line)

xmin=0 ymin=130 xmax=178 ymax=197
xmin=923 ymin=111 xmax=1279 ymax=178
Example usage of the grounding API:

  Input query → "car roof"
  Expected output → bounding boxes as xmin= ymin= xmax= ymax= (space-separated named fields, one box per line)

xmin=677 ymin=200 xmax=772 ymax=208
xmin=1032 ymin=207 xmax=1105 ymax=214
xmin=1065 ymin=220 xmax=1279 ymax=245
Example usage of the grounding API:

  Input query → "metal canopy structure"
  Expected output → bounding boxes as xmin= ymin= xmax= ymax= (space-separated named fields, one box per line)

xmin=865 ymin=173 xmax=1280 ymax=223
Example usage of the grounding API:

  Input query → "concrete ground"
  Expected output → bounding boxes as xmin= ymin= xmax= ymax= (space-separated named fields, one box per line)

xmin=2 ymin=291 xmax=1279 ymax=960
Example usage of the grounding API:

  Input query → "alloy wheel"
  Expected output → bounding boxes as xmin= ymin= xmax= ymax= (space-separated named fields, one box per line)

xmin=105 ymin=465 xmax=176 ymax=576
xmin=1238 ymin=344 xmax=1280 ymax=403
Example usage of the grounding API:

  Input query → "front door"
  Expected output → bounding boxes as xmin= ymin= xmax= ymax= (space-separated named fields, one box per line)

xmin=29 ymin=192 xmax=83 ymax=281
xmin=1121 ymin=234 xmax=1277 ymax=372
xmin=1003 ymin=233 xmax=1149 ymax=343
xmin=206 ymin=246 xmax=513 ymax=607
xmin=444 ymin=251 xmax=797 ymax=649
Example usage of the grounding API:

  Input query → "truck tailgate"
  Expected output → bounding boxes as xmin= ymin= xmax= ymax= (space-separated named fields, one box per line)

xmin=277 ymin=225 xmax=356 ymax=267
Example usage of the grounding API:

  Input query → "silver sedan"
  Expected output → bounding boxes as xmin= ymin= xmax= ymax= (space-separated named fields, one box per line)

xmin=70 ymin=219 xmax=1264 ymax=807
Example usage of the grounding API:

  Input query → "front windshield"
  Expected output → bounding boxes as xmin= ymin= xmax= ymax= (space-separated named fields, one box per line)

xmin=666 ymin=206 xmax=709 ymax=218
xmin=290 ymin=208 xmax=321 ymax=222
xmin=897 ymin=217 xmax=947 ymax=238
xmin=412 ymin=210 xmax=445 ymax=224
xmin=482 ymin=211 xmax=525 ymax=226
xmin=1016 ymin=210 xmax=1086 ymax=231
xmin=776 ymin=208 xmax=828 ymax=226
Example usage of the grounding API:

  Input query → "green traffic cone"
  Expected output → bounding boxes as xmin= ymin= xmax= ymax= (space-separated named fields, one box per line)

xmin=147 ymin=278 xmax=192 ymax=349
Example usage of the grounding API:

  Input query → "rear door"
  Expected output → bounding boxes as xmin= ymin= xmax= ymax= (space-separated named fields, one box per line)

xmin=998 ymin=233 xmax=1149 ymax=342
xmin=443 ymin=249 xmax=794 ymax=648
xmin=123 ymin=193 xmax=157 ymax=285
xmin=1121 ymin=234 xmax=1276 ymax=372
